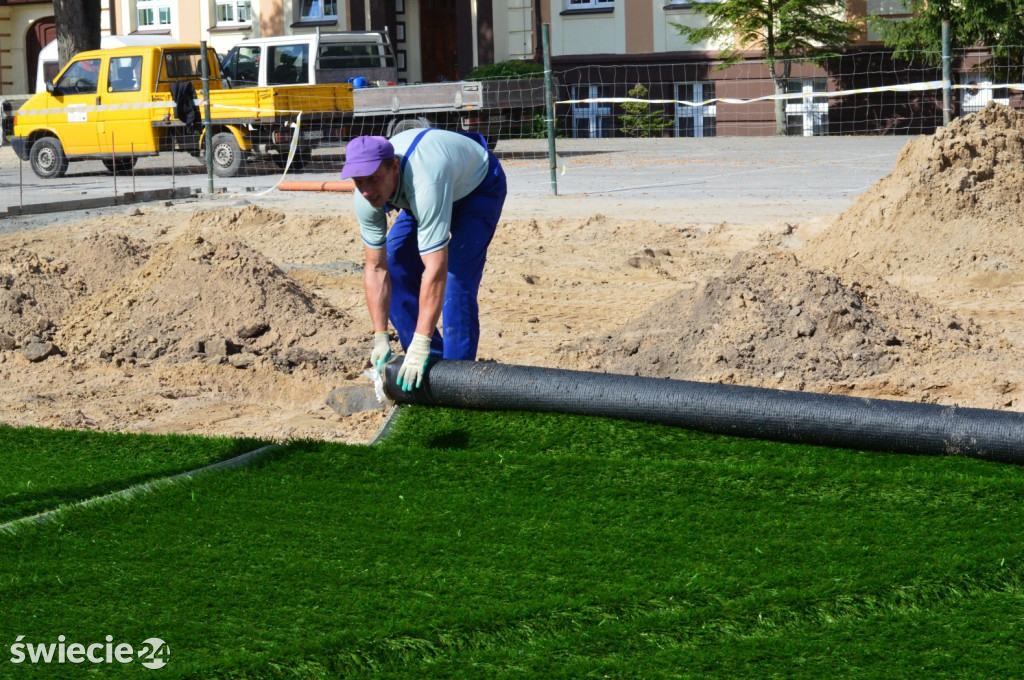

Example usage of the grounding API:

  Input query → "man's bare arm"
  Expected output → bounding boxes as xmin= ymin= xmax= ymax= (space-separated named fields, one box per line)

xmin=363 ymin=245 xmax=391 ymax=332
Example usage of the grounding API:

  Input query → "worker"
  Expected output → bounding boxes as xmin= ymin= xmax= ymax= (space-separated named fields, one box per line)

xmin=340 ymin=129 xmax=507 ymax=391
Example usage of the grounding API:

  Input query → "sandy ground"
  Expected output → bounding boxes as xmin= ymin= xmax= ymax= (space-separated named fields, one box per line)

xmin=2 ymin=104 xmax=1024 ymax=445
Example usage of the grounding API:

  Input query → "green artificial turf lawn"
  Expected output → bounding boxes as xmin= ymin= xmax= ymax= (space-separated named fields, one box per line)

xmin=0 ymin=424 xmax=266 ymax=523
xmin=2 ymin=407 xmax=1024 ymax=678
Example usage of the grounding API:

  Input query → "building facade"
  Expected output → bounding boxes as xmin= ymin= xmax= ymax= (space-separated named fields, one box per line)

xmin=1 ymin=1 xmax=1009 ymax=136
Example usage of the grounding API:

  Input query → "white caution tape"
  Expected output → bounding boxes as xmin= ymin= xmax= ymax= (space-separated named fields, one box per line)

xmin=15 ymin=98 xmax=305 ymax=117
xmin=556 ymin=80 xmax=1024 ymax=108
xmin=258 ymin=112 xmax=303 ymax=196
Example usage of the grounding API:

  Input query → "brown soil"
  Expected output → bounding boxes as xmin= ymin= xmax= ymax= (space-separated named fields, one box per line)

xmin=3 ymin=102 xmax=1024 ymax=444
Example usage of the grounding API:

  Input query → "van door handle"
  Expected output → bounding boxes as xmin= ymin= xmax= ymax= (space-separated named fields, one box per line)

xmin=96 ymin=96 xmax=102 ymax=106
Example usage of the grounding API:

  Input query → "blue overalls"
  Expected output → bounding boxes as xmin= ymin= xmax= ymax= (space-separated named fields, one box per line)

xmin=385 ymin=130 xmax=507 ymax=360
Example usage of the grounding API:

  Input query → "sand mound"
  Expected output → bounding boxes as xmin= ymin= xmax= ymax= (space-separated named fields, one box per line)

xmin=574 ymin=249 xmax=983 ymax=391
xmin=189 ymin=204 xmax=287 ymax=231
xmin=0 ymin=233 xmax=149 ymax=343
xmin=55 ymin=227 xmax=365 ymax=375
xmin=805 ymin=102 xmax=1024 ymax=279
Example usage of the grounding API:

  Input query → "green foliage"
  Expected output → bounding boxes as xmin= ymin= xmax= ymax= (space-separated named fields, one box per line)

xmin=465 ymin=59 xmax=544 ymax=81
xmin=868 ymin=0 xmax=1024 ymax=65
xmin=618 ymin=83 xmax=673 ymax=138
xmin=530 ymin=111 xmax=554 ymax=138
xmin=673 ymin=0 xmax=858 ymax=70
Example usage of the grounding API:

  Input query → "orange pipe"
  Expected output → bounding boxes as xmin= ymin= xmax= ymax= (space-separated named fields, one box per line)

xmin=276 ymin=180 xmax=356 ymax=192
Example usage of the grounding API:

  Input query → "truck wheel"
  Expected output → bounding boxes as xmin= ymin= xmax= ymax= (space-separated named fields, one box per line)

xmin=390 ymin=117 xmax=431 ymax=136
xmin=29 ymin=136 xmax=69 ymax=179
xmin=273 ymin=148 xmax=312 ymax=172
xmin=102 ymin=158 xmax=136 ymax=175
xmin=211 ymin=132 xmax=245 ymax=177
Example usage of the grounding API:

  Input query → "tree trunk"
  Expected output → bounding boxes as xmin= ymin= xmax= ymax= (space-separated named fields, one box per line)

xmin=53 ymin=0 xmax=102 ymax=69
xmin=774 ymin=79 xmax=786 ymax=136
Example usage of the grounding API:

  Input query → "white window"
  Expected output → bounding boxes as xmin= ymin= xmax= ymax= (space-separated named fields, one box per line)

xmin=785 ymin=79 xmax=828 ymax=136
xmin=960 ymin=74 xmax=1009 ymax=115
xmin=571 ymin=84 xmax=613 ymax=138
xmin=675 ymin=82 xmax=717 ymax=138
xmin=137 ymin=0 xmax=173 ymax=29
xmin=566 ymin=0 xmax=614 ymax=9
xmin=300 ymin=0 xmax=337 ymax=21
xmin=215 ymin=0 xmax=252 ymax=24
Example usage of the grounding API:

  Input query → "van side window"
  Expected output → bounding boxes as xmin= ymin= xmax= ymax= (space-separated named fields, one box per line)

xmin=108 ymin=56 xmax=142 ymax=92
xmin=318 ymin=44 xmax=382 ymax=70
xmin=268 ymin=45 xmax=308 ymax=85
xmin=55 ymin=58 xmax=102 ymax=94
xmin=42 ymin=61 xmax=61 ymax=90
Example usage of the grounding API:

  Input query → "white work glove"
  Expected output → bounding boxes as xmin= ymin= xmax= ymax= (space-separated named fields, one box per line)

xmin=397 ymin=333 xmax=432 ymax=391
xmin=370 ymin=331 xmax=393 ymax=372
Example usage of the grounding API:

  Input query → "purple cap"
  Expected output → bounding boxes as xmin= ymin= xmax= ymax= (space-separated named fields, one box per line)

xmin=340 ymin=136 xmax=394 ymax=179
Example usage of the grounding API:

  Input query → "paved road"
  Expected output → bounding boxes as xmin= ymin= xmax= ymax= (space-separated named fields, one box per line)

xmin=0 ymin=135 xmax=913 ymax=227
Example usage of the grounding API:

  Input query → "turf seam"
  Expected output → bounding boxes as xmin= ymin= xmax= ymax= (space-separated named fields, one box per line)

xmin=0 ymin=443 xmax=283 ymax=535
xmin=369 ymin=404 xmax=401 ymax=445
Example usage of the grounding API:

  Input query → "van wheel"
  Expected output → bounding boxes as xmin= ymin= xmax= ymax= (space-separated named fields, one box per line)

xmin=102 ymin=158 xmax=136 ymax=175
xmin=390 ymin=117 xmax=431 ymax=136
xmin=211 ymin=132 xmax=245 ymax=177
xmin=273 ymin=148 xmax=312 ymax=172
xmin=30 ymin=137 xmax=69 ymax=179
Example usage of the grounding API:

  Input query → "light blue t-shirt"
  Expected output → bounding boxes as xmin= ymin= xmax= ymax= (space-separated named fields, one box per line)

xmin=356 ymin=128 xmax=490 ymax=254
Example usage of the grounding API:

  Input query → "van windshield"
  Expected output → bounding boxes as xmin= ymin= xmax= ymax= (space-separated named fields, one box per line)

xmin=54 ymin=58 xmax=102 ymax=94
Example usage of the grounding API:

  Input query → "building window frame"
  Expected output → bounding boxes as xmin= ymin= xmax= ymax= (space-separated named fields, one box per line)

xmin=563 ymin=0 xmax=614 ymax=12
xmin=785 ymin=78 xmax=829 ymax=137
xmin=571 ymin=83 xmax=613 ymax=138
xmin=215 ymin=0 xmax=252 ymax=26
xmin=675 ymin=81 xmax=717 ymax=138
xmin=136 ymin=0 xmax=174 ymax=31
xmin=299 ymin=0 xmax=338 ymax=22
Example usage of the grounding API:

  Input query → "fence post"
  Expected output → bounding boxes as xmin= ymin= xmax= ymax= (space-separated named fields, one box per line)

xmin=543 ymin=23 xmax=557 ymax=197
xmin=200 ymin=41 xmax=215 ymax=194
xmin=941 ymin=20 xmax=952 ymax=126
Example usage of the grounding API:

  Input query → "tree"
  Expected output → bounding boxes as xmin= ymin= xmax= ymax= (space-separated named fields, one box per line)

xmin=619 ymin=84 xmax=674 ymax=138
xmin=674 ymin=0 xmax=857 ymax=135
xmin=53 ymin=0 xmax=102 ymax=69
xmin=869 ymin=0 xmax=1024 ymax=64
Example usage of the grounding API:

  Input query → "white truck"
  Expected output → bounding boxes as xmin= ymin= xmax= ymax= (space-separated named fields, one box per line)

xmin=219 ymin=30 xmax=547 ymax=149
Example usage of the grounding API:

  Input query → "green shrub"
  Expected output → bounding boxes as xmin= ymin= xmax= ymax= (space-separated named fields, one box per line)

xmin=619 ymin=83 xmax=673 ymax=138
xmin=466 ymin=59 xmax=545 ymax=81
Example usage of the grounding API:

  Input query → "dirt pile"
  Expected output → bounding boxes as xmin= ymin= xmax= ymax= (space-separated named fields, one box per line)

xmin=574 ymin=249 xmax=987 ymax=393
xmin=0 ymin=232 xmax=149 ymax=345
xmin=55 ymin=227 xmax=365 ymax=375
xmin=804 ymin=102 xmax=1024 ymax=279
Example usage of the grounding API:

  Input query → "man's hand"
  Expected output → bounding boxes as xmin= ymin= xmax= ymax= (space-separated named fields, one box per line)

xmin=370 ymin=331 xmax=393 ymax=372
xmin=397 ymin=333 xmax=432 ymax=391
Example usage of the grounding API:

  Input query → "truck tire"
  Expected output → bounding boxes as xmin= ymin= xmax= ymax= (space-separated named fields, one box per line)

xmin=273 ymin=147 xmax=312 ymax=172
xmin=102 ymin=158 xmax=136 ymax=175
xmin=390 ymin=117 xmax=431 ymax=136
xmin=211 ymin=132 xmax=246 ymax=177
xmin=29 ymin=136 xmax=70 ymax=179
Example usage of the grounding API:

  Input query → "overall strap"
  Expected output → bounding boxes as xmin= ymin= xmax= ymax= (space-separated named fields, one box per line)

xmin=386 ymin=128 xmax=432 ymax=215
xmin=400 ymin=128 xmax=433 ymax=174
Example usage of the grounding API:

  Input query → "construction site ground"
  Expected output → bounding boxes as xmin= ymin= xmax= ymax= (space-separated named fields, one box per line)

xmin=1 ymin=106 xmax=1022 ymax=445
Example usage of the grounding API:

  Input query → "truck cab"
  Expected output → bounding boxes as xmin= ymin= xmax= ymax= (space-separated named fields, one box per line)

xmin=12 ymin=45 xmax=220 ymax=177
xmin=220 ymin=31 xmax=396 ymax=89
